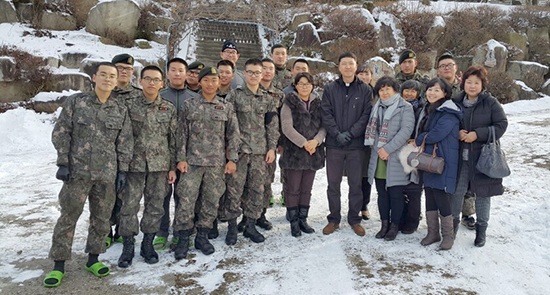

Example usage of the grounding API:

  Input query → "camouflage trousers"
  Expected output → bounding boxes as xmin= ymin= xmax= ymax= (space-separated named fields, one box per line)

xmin=219 ymin=154 xmax=266 ymax=221
xmin=49 ymin=179 xmax=115 ymax=261
xmin=118 ymin=171 xmax=168 ymax=237
xmin=174 ymin=165 xmax=225 ymax=231
xmin=263 ymin=159 xmax=277 ymax=209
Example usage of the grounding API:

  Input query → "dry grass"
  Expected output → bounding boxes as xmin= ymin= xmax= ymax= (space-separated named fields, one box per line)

xmin=486 ymin=72 xmax=519 ymax=104
xmin=0 ymin=45 xmax=52 ymax=97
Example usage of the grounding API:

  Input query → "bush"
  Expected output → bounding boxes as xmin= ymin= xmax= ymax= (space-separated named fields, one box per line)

xmin=99 ymin=28 xmax=135 ymax=48
xmin=0 ymin=45 xmax=52 ymax=97
xmin=399 ymin=11 xmax=438 ymax=53
xmin=509 ymin=6 xmax=550 ymax=30
xmin=486 ymin=72 xmax=519 ymax=104
xmin=136 ymin=2 xmax=164 ymax=40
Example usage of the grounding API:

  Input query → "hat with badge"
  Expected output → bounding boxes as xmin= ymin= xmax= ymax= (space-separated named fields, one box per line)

xmin=111 ymin=53 xmax=134 ymax=65
xmin=398 ymin=49 xmax=417 ymax=65
xmin=198 ymin=66 xmax=219 ymax=82
xmin=188 ymin=61 xmax=205 ymax=71
xmin=221 ymin=40 xmax=239 ymax=53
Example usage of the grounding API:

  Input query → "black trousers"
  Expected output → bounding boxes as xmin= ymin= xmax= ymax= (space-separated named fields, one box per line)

xmin=375 ymin=178 xmax=405 ymax=224
xmin=425 ymin=187 xmax=451 ymax=217
xmin=285 ymin=169 xmax=316 ymax=208
xmin=361 ymin=177 xmax=372 ymax=211
xmin=326 ymin=148 xmax=365 ymax=225
xmin=400 ymin=182 xmax=422 ymax=230
xmin=158 ymin=170 xmax=181 ymax=238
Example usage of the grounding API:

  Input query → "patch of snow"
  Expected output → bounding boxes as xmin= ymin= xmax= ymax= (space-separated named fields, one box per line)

xmin=514 ymin=80 xmax=534 ymax=92
xmin=291 ymin=12 xmax=310 ymax=23
xmin=503 ymin=94 xmax=550 ymax=114
xmin=176 ymin=20 xmax=198 ymax=62
xmin=297 ymin=22 xmax=321 ymax=43
xmin=432 ymin=16 xmax=445 ymax=28
xmin=31 ymin=90 xmax=81 ymax=102
xmin=508 ymin=60 xmax=549 ymax=71
xmin=377 ymin=11 xmax=405 ymax=51
xmin=543 ymin=79 xmax=550 ymax=89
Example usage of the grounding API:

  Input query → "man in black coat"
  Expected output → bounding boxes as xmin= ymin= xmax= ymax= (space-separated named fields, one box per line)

xmin=321 ymin=52 xmax=373 ymax=236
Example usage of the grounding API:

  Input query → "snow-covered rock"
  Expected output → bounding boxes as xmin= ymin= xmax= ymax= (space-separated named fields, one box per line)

xmin=86 ymin=0 xmax=141 ymax=41
xmin=0 ymin=0 xmax=17 ymax=24
xmin=376 ymin=12 xmax=404 ymax=51
xmin=507 ymin=61 xmax=549 ymax=91
xmin=473 ymin=39 xmax=508 ymax=73
xmin=426 ymin=16 xmax=445 ymax=45
xmin=47 ymin=72 xmax=92 ymax=93
xmin=0 ymin=56 xmax=16 ymax=82
xmin=290 ymin=12 xmax=311 ymax=31
xmin=40 ymin=11 xmax=77 ymax=31
xmin=60 ymin=52 xmax=90 ymax=69
xmin=364 ymin=56 xmax=395 ymax=84
xmin=294 ymin=22 xmax=320 ymax=48
xmin=541 ymin=79 xmax=550 ymax=96
xmin=515 ymin=80 xmax=539 ymax=101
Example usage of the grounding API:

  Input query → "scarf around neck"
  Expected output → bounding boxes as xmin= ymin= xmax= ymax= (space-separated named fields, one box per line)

xmin=364 ymin=93 xmax=400 ymax=147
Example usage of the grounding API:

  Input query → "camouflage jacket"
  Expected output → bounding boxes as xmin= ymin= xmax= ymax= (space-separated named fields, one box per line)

xmin=125 ymin=94 xmax=178 ymax=172
xmin=160 ymin=86 xmax=200 ymax=117
xmin=273 ymin=66 xmax=293 ymax=90
xmin=112 ymin=83 xmax=141 ymax=101
xmin=228 ymin=87 xmax=279 ymax=155
xmin=52 ymin=92 xmax=134 ymax=181
xmin=395 ymin=71 xmax=430 ymax=86
xmin=450 ymin=79 xmax=462 ymax=100
xmin=177 ymin=95 xmax=240 ymax=167
xmin=260 ymin=83 xmax=284 ymax=110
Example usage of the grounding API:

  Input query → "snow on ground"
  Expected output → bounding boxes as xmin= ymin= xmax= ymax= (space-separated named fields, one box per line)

xmin=1 ymin=95 xmax=550 ymax=294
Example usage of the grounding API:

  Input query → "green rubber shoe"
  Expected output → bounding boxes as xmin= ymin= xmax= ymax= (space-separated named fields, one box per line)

xmin=105 ymin=236 xmax=113 ymax=249
xmin=43 ymin=270 xmax=64 ymax=288
xmin=153 ymin=236 xmax=168 ymax=250
xmin=279 ymin=194 xmax=285 ymax=206
xmin=85 ymin=262 xmax=110 ymax=277
xmin=269 ymin=195 xmax=274 ymax=207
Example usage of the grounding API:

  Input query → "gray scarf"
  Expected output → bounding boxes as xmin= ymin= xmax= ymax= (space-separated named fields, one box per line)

xmin=364 ymin=93 xmax=400 ymax=147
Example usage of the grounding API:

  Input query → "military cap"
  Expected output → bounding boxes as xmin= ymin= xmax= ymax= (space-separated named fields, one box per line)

xmin=437 ymin=53 xmax=455 ymax=65
xmin=399 ymin=50 xmax=416 ymax=64
xmin=198 ymin=66 xmax=219 ymax=81
xmin=111 ymin=53 xmax=134 ymax=65
xmin=222 ymin=40 xmax=239 ymax=53
xmin=188 ymin=61 xmax=205 ymax=71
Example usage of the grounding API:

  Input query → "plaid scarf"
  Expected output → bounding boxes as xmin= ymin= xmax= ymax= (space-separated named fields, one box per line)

xmin=364 ymin=93 xmax=400 ymax=147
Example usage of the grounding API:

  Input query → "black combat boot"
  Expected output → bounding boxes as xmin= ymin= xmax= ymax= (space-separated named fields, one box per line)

xmin=384 ymin=223 xmax=399 ymax=241
xmin=287 ymin=207 xmax=301 ymax=237
xmin=237 ymin=216 xmax=248 ymax=233
xmin=174 ymin=230 xmax=190 ymax=260
xmin=256 ymin=208 xmax=273 ymax=230
xmin=140 ymin=233 xmax=158 ymax=264
xmin=474 ymin=224 xmax=487 ymax=247
xmin=195 ymin=228 xmax=215 ymax=255
xmin=208 ymin=219 xmax=219 ymax=239
xmin=243 ymin=217 xmax=265 ymax=243
xmin=225 ymin=218 xmax=238 ymax=245
xmin=117 ymin=236 xmax=134 ymax=268
xmin=298 ymin=206 xmax=315 ymax=234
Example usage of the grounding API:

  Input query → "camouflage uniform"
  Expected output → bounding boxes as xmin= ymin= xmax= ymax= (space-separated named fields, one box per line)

xmin=259 ymin=83 xmax=284 ymax=208
xmin=174 ymin=95 xmax=240 ymax=231
xmin=273 ymin=66 xmax=293 ymax=90
xmin=218 ymin=87 xmax=279 ymax=221
xmin=118 ymin=94 xmax=178 ymax=237
xmin=49 ymin=92 xmax=133 ymax=260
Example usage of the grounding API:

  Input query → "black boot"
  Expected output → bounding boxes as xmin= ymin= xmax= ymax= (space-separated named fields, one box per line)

xmin=287 ymin=207 xmax=301 ymax=237
xmin=298 ymin=206 xmax=315 ymax=234
xmin=474 ymin=224 xmax=487 ymax=247
xmin=195 ymin=228 xmax=215 ymax=255
xmin=256 ymin=208 xmax=273 ymax=230
xmin=140 ymin=233 xmax=158 ymax=264
xmin=208 ymin=219 xmax=219 ymax=239
xmin=384 ymin=223 xmax=399 ymax=241
xmin=174 ymin=230 xmax=190 ymax=260
xmin=375 ymin=220 xmax=389 ymax=239
xmin=225 ymin=218 xmax=238 ymax=245
xmin=237 ymin=216 xmax=248 ymax=233
xmin=453 ymin=217 xmax=460 ymax=239
xmin=117 ymin=236 xmax=134 ymax=268
xmin=243 ymin=217 xmax=265 ymax=243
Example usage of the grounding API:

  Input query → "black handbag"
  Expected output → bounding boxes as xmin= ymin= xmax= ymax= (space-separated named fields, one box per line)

xmin=476 ymin=126 xmax=511 ymax=178
xmin=407 ymin=135 xmax=445 ymax=174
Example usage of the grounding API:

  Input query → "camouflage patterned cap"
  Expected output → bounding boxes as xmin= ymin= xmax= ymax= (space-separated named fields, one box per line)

xmin=198 ymin=66 xmax=219 ymax=81
xmin=399 ymin=49 xmax=416 ymax=64
xmin=111 ymin=53 xmax=134 ymax=65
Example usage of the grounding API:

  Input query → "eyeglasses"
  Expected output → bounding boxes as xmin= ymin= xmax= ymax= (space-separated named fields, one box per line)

xmin=142 ymin=77 xmax=163 ymax=84
xmin=245 ymin=70 xmax=262 ymax=77
xmin=296 ymin=83 xmax=312 ymax=87
xmin=188 ymin=71 xmax=200 ymax=77
xmin=98 ymin=73 xmax=117 ymax=81
xmin=438 ymin=63 xmax=456 ymax=70
xmin=116 ymin=66 xmax=134 ymax=73
xmin=223 ymin=50 xmax=238 ymax=56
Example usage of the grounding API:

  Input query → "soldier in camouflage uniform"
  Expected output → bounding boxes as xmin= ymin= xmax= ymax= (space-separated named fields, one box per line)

xmin=173 ymin=67 xmax=240 ymax=259
xmin=154 ymin=58 xmax=200 ymax=249
xmin=186 ymin=61 xmax=205 ymax=93
xmin=217 ymin=59 xmax=236 ymax=99
xmin=117 ymin=66 xmax=178 ymax=268
xmin=44 ymin=62 xmax=133 ymax=288
xmin=107 ymin=54 xmax=142 ymax=246
xmin=218 ymin=59 xmax=280 ymax=245
xmin=395 ymin=50 xmax=430 ymax=97
xmin=436 ymin=53 xmax=477 ymax=233
xmin=220 ymin=40 xmax=246 ymax=89
xmin=271 ymin=44 xmax=293 ymax=90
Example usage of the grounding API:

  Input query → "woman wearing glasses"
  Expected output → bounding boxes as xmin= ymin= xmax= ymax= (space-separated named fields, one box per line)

xmin=279 ymin=72 xmax=326 ymax=237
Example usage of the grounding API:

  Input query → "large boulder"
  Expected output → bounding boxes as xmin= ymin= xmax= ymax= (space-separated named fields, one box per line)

xmin=426 ymin=16 xmax=445 ymax=46
xmin=290 ymin=12 xmax=311 ymax=31
xmin=472 ymin=39 xmax=508 ymax=73
xmin=506 ymin=61 xmax=549 ymax=91
xmin=0 ymin=57 xmax=16 ymax=82
xmin=14 ymin=2 xmax=33 ymax=23
xmin=60 ymin=52 xmax=90 ymax=69
xmin=68 ymin=0 xmax=98 ymax=27
xmin=86 ymin=0 xmax=141 ymax=41
xmin=46 ymin=73 xmax=92 ymax=92
xmin=294 ymin=22 xmax=320 ymax=48
xmin=287 ymin=57 xmax=337 ymax=74
xmin=0 ymin=81 xmax=35 ymax=102
xmin=320 ymin=37 xmax=348 ymax=63
xmin=504 ymin=32 xmax=528 ymax=60
xmin=0 ymin=0 xmax=18 ymax=23
xmin=515 ymin=80 xmax=539 ymax=101
xmin=376 ymin=12 xmax=404 ymax=50
xmin=364 ymin=56 xmax=394 ymax=85
xmin=40 ymin=11 xmax=77 ymax=31
xmin=416 ymin=50 xmax=438 ymax=71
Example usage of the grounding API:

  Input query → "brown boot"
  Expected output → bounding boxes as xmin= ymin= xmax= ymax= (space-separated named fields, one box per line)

xmin=439 ymin=215 xmax=454 ymax=250
xmin=351 ymin=224 xmax=365 ymax=236
xmin=322 ymin=222 xmax=339 ymax=235
xmin=421 ymin=211 xmax=441 ymax=246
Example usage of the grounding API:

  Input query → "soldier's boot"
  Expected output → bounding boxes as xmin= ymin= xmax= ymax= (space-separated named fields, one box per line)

xmin=474 ymin=224 xmax=487 ymax=247
xmin=117 ymin=236 xmax=134 ymax=268
xmin=243 ymin=218 xmax=265 ymax=243
xmin=195 ymin=228 xmax=215 ymax=255
xmin=225 ymin=218 xmax=238 ymax=246
xmin=439 ymin=215 xmax=454 ymax=250
xmin=140 ymin=233 xmax=159 ymax=264
xmin=256 ymin=208 xmax=273 ymax=230
xmin=453 ymin=217 xmax=460 ymax=239
xmin=237 ymin=216 xmax=247 ymax=233
xmin=287 ymin=207 xmax=301 ymax=237
xmin=375 ymin=220 xmax=389 ymax=239
xmin=298 ymin=206 xmax=315 ymax=234
xmin=174 ymin=230 xmax=190 ymax=260
xmin=421 ymin=211 xmax=441 ymax=246
xmin=208 ymin=219 xmax=219 ymax=239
